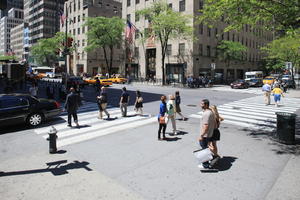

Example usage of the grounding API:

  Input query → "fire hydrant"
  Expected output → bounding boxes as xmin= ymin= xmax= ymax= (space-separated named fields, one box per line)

xmin=48 ymin=126 xmax=57 ymax=154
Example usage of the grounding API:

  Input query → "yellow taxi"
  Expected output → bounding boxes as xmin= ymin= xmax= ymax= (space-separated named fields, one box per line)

xmin=83 ymin=75 xmax=112 ymax=86
xmin=108 ymin=75 xmax=127 ymax=84
xmin=263 ymin=76 xmax=275 ymax=85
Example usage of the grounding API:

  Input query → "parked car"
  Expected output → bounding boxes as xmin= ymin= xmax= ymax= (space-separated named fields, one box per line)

xmin=246 ymin=79 xmax=263 ymax=87
xmin=230 ymin=79 xmax=249 ymax=89
xmin=263 ymin=76 xmax=276 ymax=85
xmin=0 ymin=94 xmax=61 ymax=127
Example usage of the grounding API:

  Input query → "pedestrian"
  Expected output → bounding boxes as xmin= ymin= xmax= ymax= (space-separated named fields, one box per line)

xmin=158 ymin=95 xmax=167 ymax=140
xmin=96 ymin=86 xmax=110 ymax=119
xmin=175 ymin=91 xmax=187 ymax=120
xmin=119 ymin=87 xmax=130 ymax=117
xmin=272 ymin=84 xmax=284 ymax=107
xmin=64 ymin=87 xmax=82 ymax=127
xmin=134 ymin=90 xmax=143 ymax=116
xmin=262 ymin=82 xmax=271 ymax=105
xmin=167 ymin=95 xmax=177 ymax=135
xmin=210 ymin=105 xmax=224 ymax=158
xmin=198 ymin=99 xmax=216 ymax=169
xmin=95 ymin=77 xmax=101 ymax=94
xmin=29 ymin=83 xmax=38 ymax=98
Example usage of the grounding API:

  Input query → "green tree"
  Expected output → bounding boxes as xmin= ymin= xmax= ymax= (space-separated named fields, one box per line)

xmin=137 ymin=1 xmax=193 ymax=85
xmin=217 ymin=41 xmax=247 ymax=69
xmin=31 ymin=32 xmax=67 ymax=66
xmin=198 ymin=0 xmax=300 ymax=33
xmin=262 ymin=29 xmax=300 ymax=79
xmin=0 ymin=55 xmax=17 ymax=61
xmin=84 ymin=16 xmax=124 ymax=75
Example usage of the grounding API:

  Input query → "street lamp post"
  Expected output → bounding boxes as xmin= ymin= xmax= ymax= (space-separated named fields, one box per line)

xmin=63 ymin=2 xmax=69 ymax=91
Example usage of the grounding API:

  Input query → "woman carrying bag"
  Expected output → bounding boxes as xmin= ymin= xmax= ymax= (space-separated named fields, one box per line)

xmin=157 ymin=95 xmax=167 ymax=140
xmin=96 ymin=86 xmax=110 ymax=120
xmin=209 ymin=105 xmax=224 ymax=158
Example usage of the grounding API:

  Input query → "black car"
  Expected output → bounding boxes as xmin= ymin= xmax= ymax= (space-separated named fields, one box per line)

xmin=230 ymin=79 xmax=249 ymax=89
xmin=0 ymin=94 xmax=61 ymax=127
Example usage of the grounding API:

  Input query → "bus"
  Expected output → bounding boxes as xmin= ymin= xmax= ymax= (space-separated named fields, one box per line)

xmin=32 ymin=66 xmax=55 ymax=78
xmin=245 ymin=71 xmax=263 ymax=87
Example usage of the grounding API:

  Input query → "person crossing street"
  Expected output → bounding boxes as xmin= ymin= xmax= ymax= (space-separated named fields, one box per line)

xmin=262 ymin=82 xmax=271 ymax=105
xmin=120 ymin=87 xmax=130 ymax=117
xmin=65 ymin=87 xmax=82 ymax=127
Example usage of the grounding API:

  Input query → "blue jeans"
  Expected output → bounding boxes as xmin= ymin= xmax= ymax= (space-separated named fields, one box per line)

xmin=199 ymin=138 xmax=210 ymax=168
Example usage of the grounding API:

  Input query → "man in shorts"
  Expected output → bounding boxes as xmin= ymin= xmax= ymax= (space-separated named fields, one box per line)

xmin=198 ymin=99 xmax=216 ymax=169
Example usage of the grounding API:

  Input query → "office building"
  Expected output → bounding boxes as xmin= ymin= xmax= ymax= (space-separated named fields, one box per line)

xmin=0 ymin=8 xmax=23 ymax=55
xmin=0 ymin=0 xmax=23 ymax=18
xmin=11 ymin=22 xmax=29 ymax=61
xmin=123 ymin=0 xmax=273 ymax=83
xmin=61 ymin=0 xmax=122 ymax=76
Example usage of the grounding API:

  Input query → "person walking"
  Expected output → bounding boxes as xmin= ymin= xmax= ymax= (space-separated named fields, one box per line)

xmin=119 ymin=87 xmax=130 ymax=117
xmin=210 ymin=105 xmax=224 ymax=158
xmin=65 ymin=87 xmax=81 ymax=127
xmin=262 ymin=82 xmax=271 ymax=105
xmin=167 ymin=95 xmax=177 ymax=135
xmin=95 ymin=77 xmax=101 ymax=94
xmin=158 ymin=95 xmax=167 ymax=140
xmin=29 ymin=83 xmax=38 ymax=98
xmin=96 ymin=86 xmax=110 ymax=119
xmin=272 ymin=84 xmax=284 ymax=107
xmin=175 ymin=91 xmax=186 ymax=120
xmin=198 ymin=99 xmax=216 ymax=169
xmin=134 ymin=90 xmax=143 ymax=116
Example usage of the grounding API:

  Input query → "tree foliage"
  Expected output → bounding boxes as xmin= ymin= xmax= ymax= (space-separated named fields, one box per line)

xmin=31 ymin=32 xmax=67 ymax=66
xmin=198 ymin=0 xmax=300 ymax=33
xmin=217 ymin=41 xmax=247 ymax=67
xmin=137 ymin=0 xmax=193 ymax=85
xmin=84 ymin=16 xmax=124 ymax=75
xmin=262 ymin=29 xmax=300 ymax=77
xmin=0 ymin=55 xmax=17 ymax=61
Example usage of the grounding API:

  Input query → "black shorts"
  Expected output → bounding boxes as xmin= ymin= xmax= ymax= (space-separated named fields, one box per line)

xmin=211 ymin=128 xmax=220 ymax=141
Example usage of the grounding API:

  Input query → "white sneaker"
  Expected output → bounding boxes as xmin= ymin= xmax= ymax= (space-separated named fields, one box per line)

xmin=197 ymin=164 xmax=209 ymax=169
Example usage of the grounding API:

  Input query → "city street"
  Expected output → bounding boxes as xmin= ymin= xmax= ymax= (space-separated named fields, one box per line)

xmin=1 ymin=83 xmax=300 ymax=200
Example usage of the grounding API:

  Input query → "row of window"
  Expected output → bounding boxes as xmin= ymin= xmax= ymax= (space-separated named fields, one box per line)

xmin=128 ymin=0 xmax=186 ymax=12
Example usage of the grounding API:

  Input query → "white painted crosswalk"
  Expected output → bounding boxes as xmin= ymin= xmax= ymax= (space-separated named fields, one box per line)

xmin=189 ymin=96 xmax=300 ymax=131
xmin=35 ymin=107 xmax=156 ymax=147
xmin=212 ymin=86 xmax=263 ymax=95
xmin=60 ymin=101 xmax=110 ymax=115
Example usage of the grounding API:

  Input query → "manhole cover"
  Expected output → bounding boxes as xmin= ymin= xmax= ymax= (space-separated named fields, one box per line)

xmin=186 ymin=104 xmax=197 ymax=107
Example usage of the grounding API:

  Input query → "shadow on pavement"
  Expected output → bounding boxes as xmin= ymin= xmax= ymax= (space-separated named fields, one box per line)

xmin=0 ymin=160 xmax=92 ymax=177
xmin=217 ymin=156 xmax=237 ymax=171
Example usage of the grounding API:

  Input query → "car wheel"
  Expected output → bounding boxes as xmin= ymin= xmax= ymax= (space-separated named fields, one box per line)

xmin=27 ymin=113 xmax=43 ymax=126
xmin=231 ymin=86 xmax=234 ymax=89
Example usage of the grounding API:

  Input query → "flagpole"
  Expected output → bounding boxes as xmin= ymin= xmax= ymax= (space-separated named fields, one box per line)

xmin=64 ymin=2 xmax=68 ymax=91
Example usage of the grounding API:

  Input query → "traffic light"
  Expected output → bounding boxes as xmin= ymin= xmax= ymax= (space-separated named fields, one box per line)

xmin=67 ymin=37 xmax=73 ymax=47
xmin=0 ymin=0 xmax=7 ymax=10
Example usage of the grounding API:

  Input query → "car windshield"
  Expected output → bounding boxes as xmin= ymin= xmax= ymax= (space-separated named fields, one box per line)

xmin=265 ymin=78 xmax=273 ymax=80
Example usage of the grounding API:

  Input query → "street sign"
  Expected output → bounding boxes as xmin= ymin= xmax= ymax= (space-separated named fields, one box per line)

xmin=285 ymin=62 xmax=292 ymax=69
xmin=211 ymin=63 xmax=216 ymax=70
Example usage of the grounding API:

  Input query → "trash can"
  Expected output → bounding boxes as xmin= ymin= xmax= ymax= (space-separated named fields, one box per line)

xmin=275 ymin=112 xmax=296 ymax=144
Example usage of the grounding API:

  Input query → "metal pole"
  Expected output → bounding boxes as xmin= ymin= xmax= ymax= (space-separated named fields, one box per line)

xmin=64 ymin=2 xmax=68 ymax=90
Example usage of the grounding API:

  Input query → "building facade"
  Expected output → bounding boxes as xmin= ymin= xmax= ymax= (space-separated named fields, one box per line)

xmin=0 ymin=8 xmax=23 ymax=55
xmin=0 ymin=0 xmax=23 ymax=18
xmin=11 ymin=22 xmax=29 ymax=61
xmin=60 ymin=0 xmax=123 ymax=76
xmin=123 ymin=0 xmax=273 ymax=83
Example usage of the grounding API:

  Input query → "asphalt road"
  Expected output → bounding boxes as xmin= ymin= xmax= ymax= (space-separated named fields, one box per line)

xmin=1 ymin=84 xmax=299 ymax=200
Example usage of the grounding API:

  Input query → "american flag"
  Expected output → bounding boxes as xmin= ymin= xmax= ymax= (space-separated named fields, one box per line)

xmin=125 ymin=20 xmax=137 ymax=43
xmin=58 ymin=8 xmax=66 ymax=25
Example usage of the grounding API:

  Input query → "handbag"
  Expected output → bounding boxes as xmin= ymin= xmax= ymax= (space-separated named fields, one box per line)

xmin=193 ymin=148 xmax=213 ymax=163
xmin=159 ymin=116 xmax=166 ymax=124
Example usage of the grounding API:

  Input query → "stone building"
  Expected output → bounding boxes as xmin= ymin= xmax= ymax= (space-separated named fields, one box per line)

xmin=122 ymin=0 xmax=273 ymax=83
xmin=60 ymin=0 xmax=123 ymax=76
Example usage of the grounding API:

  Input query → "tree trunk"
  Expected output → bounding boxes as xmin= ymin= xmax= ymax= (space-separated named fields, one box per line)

xmin=109 ymin=45 xmax=113 ymax=75
xmin=103 ymin=47 xmax=109 ymax=74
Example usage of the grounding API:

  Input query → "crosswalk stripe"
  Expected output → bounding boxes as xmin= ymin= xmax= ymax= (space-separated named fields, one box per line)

xmin=56 ymin=117 xmax=157 ymax=147
xmin=189 ymin=96 xmax=299 ymax=131
xmin=35 ymin=110 xmax=136 ymax=135
xmin=41 ymin=115 xmax=148 ymax=139
xmin=60 ymin=108 xmax=120 ymax=121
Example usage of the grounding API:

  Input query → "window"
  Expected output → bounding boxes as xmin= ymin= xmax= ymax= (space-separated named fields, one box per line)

xmin=82 ymin=39 xmax=85 ymax=46
xmin=135 ymin=13 xmax=139 ymax=22
xmin=199 ymin=0 xmax=204 ymax=9
xmin=179 ymin=0 xmax=185 ymax=12
xmin=1 ymin=97 xmax=28 ymax=108
xmin=134 ymin=47 xmax=139 ymax=57
xmin=136 ymin=0 xmax=140 ymax=4
xmin=199 ymin=44 xmax=203 ymax=56
xmin=227 ymin=32 xmax=230 ymax=40
xmin=83 ymin=13 xmax=85 ymax=21
xmin=215 ymin=28 xmax=218 ymax=37
xmin=232 ymin=34 xmax=235 ymax=41
xmin=168 ymin=3 xmax=172 ymax=8
xmin=207 ymin=27 xmax=211 ymax=37
xmin=73 ymin=17 xmax=76 ymax=23
xmin=78 ymin=28 xmax=80 ymax=34
xmin=167 ymin=44 xmax=172 ymax=55
xmin=77 ymin=40 xmax=80 ymax=47
xmin=73 ymin=29 xmax=75 ymax=35
xmin=78 ymin=0 xmax=80 ymax=9
xmin=179 ymin=43 xmax=185 ymax=55
xmin=74 ymin=2 xmax=76 ymax=12
xmin=127 ymin=14 xmax=131 ymax=22
xmin=78 ymin=15 xmax=80 ymax=22
xmin=82 ymin=26 xmax=85 ymax=33
xmin=135 ymin=30 xmax=139 ymax=39
xmin=199 ymin=23 xmax=203 ymax=34
xmin=127 ymin=0 xmax=131 ymax=7
xmin=206 ymin=45 xmax=211 ymax=57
